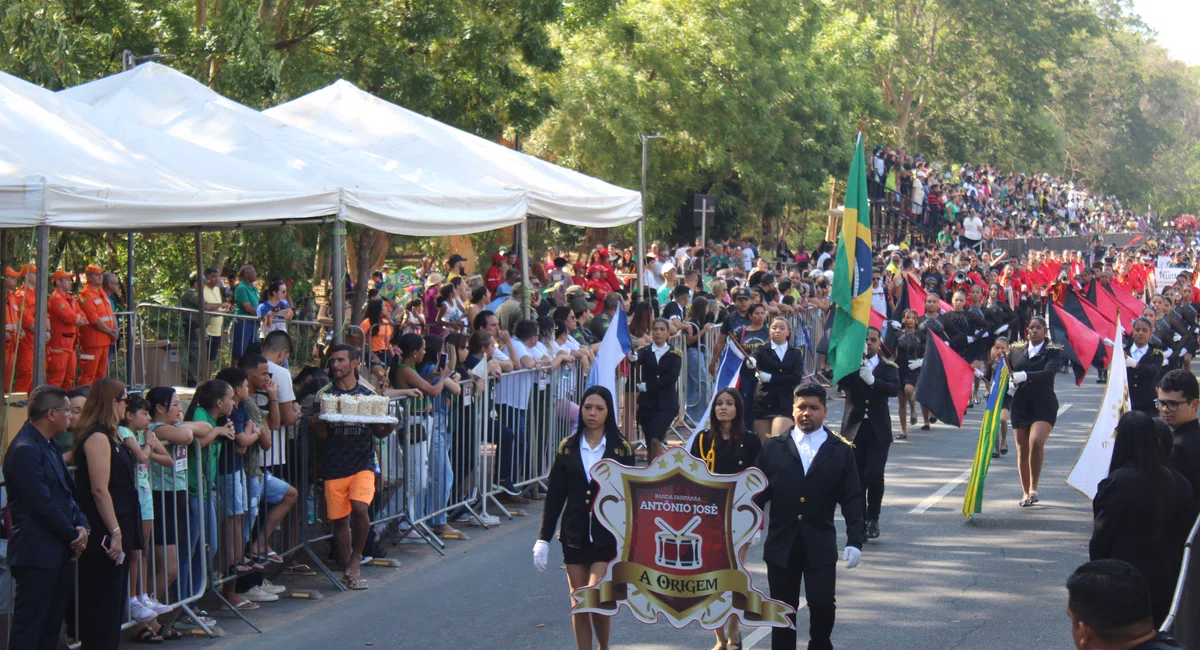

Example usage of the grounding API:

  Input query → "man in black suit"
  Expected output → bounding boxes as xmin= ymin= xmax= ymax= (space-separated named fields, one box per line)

xmin=837 ymin=326 xmax=900 ymax=540
xmin=3 ymin=385 xmax=89 ymax=650
xmin=1157 ymin=369 xmax=1200 ymax=508
xmin=754 ymin=382 xmax=864 ymax=650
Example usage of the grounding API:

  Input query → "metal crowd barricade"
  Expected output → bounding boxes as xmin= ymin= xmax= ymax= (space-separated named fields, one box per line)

xmin=1162 ymin=512 xmax=1200 ymax=646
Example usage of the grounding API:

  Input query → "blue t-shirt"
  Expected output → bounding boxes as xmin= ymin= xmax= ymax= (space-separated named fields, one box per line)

xmin=257 ymin=300 xmax=291 ymax=336
xmin=216 ymin=403 xmax=249 ymax=475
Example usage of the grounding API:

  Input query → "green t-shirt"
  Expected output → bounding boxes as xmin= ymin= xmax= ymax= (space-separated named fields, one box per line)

xmin=149 ymin=421 xmax=189 ymax=492
xmin=117 ymin=426 xmax=151 ymax=491
xmin=234 ymin=282 xmax=260 ymax=317
xmin=706 ymin=255 xmax=733 ymax=271
xmin=187 ymin=408 xmax=222 ymax=496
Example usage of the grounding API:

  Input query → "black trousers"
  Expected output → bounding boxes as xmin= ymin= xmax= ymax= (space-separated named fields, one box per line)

xmin=767 ymin=542 xmax=837 ymax=650
xmin=853 ymin=426 xmax=891 ymax=521
xmin=10 ymin=563 xmax=74 ymax=650
xmin=77 ymin=539 xmax=129 ymax=650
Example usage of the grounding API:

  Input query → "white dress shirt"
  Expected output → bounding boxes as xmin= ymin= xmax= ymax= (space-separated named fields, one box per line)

xmin=1027 ymin=340 xmax=1044 ymax=358
xmin=790 ymin=426 xmax=828 ymax=475
xmin=863 ymin=354 xmax=879 ymax=373
xmin=772 ymin=342 xmax=789 ymax=362
xmin=652 ymin=343 xmax=670 ymax=362
xmin=1130 ymin=343 xmax=1148 ymax=363
xmin=580 ymin=434 xmax=607 ymax=542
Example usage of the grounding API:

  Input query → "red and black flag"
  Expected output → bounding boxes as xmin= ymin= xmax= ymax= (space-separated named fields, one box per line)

xmin=914 ymin=330 xmax=974 ymax=427
xmin=1048 ymin=303 xmax=1104 ymax=386
xmin=1062 ymin=289 xmax=1114 ymax=369
xmin=891 ymin=275 xmax=951 ymax=320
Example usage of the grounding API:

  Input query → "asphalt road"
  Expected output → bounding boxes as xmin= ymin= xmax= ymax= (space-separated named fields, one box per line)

xmin=175 ymin=371 xmax=1107 ymax=650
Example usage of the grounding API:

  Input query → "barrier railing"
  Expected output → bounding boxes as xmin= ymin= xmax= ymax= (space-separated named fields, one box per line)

xmin=1161 ymin=512 xmax=1200 ymax=646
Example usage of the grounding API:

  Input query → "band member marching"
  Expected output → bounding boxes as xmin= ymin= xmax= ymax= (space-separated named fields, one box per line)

xmin=633 ymin=318 xmax=681 ymax=461
xmin=985 ymin=337 xmax=1013 ymax=458
xmin=893 ymin=309 xmax=924 ymax=438
xmin=534 ymin=386 xmax=634 ymax=650
xmin=837 ymin=327 xmax=899 ymax=540
xmin=751 ymin=317 xmax=806 ymax=442
xmin=754 ymin=383 xmax=863 ymax=650
xmin=1126 ymin=317 xmax=1164 ymax=417
xmin=1008 ymin=317 xmax=1064 ymax=507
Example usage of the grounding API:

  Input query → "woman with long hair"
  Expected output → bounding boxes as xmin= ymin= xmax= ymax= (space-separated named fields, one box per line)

xmin=985 ymin=337 xmax=1012 ymax=457
xmin=893 ymin=309 xmax=924 ymax=437
xmin=74 ymin=378 xmax=143 ymax=649
xmin=534 ymin=386 xmax=633 ymax=650
xmin=627 ymin=302 xmax=655 ymax=348
xmin=688 ymin=388 xmax=761 ymax=650
xmin=466 ymin=285 xmax=490 ymax=331
xmin=1091 ymin=411 xmax=1194 ymax=626
xmin=967 ymin=284 xmax=991 ymax=403
xmin=1008 ymin=317 xmax=1063 ymax=507
xmin=737 ymin=303 xmax=771 ymax=430
xmin=360 ymin=299 xmax=394 ymax=388
xmin=751 ymin=317 xmax=804 ymax=441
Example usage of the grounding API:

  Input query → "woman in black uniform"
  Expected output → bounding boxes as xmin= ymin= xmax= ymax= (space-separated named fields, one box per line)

xmin=735 ymin=303 xmax=771 ymax=430
xmin=1008 ymin=317 xmax=1064 ymax=507
xmin=689 ymin=388 xmax=762 ymax=650
xmin=918 ymin=293 xmax=957 ymax=429
xmin=940 ymin=290 xmax=985 ymax=391
xmin=534 ymin=386 xmax=634 ymax=650
xmin=751 ymin=317 xmax=805 ymax=442
xmin=893 ymin=309 xmax=924 ymax=438
xmin=634 ymin=318 xmax=681 ymax=461
xmin=1146 ymin=300 xmax=1179 ymax=370
xmin=1125 ymin=318 xmax=1165 ymax=417
xmin=985 ymin=337 xmax=1012 ymax=457
xmin=967 ymin=285 xmax=993 ymax=404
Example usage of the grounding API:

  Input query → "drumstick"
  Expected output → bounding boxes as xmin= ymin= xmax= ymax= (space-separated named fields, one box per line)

xmin=655 ymin=517 xmax=678 ymax=535
xmin=679 ymin=515 xmax=703 ymax=538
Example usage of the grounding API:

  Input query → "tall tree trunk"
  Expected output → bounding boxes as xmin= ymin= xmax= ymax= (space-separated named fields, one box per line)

xmin=196 ymin=0 xmax=207 ymax=28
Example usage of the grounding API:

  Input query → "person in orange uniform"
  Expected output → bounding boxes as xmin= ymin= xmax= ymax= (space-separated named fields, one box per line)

xmin=14 ymin=265 xmax=42 ymax=394
xmin=77 ymin=264 xmax=117 ymax=386
xmin=4 ymin=267 xmax=22 ymax=391
xmin=47 ymin=270 xmax=87 ymax=390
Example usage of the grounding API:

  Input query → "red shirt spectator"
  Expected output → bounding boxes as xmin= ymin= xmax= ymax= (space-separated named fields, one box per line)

xmin=484 ymin=254 xmax=505 ymax=298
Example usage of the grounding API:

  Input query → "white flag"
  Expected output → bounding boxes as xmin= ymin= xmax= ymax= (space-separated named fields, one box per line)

xmin=1066 ymin=321 xmax=1129 ymax=500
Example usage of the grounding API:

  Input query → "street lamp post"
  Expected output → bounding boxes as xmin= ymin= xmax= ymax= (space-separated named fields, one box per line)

xmin=639 ymin=133 xmax=664 ymax=299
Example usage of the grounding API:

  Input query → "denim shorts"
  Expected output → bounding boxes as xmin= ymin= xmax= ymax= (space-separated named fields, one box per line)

xmin=218 ymin=470 xmax=248 ymax=516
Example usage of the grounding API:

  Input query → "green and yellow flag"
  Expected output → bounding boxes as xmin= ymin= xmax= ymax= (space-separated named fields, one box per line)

xmin=827 ymin=132 xmax=873 ymax=385
xmin=963 ymin=360 xmax=1010 ymax=518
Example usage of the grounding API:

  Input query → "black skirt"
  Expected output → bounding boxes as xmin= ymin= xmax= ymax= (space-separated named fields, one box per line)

xmin=1011 ymin=387 xmax=1057 ymax=429
xmin=899 ymin=367 xmax=920 ymax=388
xmin=638 ymin=408 xmax=675 ymax=443
xmin=562 ymin=532 xmax=617 ymax=565
xmin=970 ymin=338 xmax=991 ymax=363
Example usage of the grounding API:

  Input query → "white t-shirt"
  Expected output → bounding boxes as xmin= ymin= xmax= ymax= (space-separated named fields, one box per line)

xmin=963 ymin=215 xmax=983 ymax=240
xmin=741 ymin=247 xmax=754 ymax=271
xmin=497 ymin=340 xmax=535 ymax=409
xmin=261 ymin=360 xmax=295 ymax=467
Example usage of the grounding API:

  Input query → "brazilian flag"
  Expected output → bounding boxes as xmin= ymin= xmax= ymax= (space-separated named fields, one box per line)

xmin=828 ymin=133 xmax=873 ymax=385
xmin=963 ymin=360 xmax=1010 ymax=518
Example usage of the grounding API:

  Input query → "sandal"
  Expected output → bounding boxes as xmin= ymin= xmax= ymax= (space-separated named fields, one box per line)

xmin=895 ymin=433 xmax=907 ymax=440
xmin=991 ymin=450 xmax=1000 ymax=458
xmin=920 ymin=424 xmax=931 ymax=431
xmin=232 ymin=562 xmax=254 ymax=576
xmin=264 ymin=551 xmax=284 ymax=564
xmin=159 ymin=627 xmax=183 ymax=641
xmin=132 ymin=628 xmax=163 ymax=644
xmin=286 ymin=563 xmax=317 ymax=576
xmin=1018 ymin=497 xmax=1032 ymax=507
xmin=343 ymin=574 xmax=369 ymax=590
xmin=1028 ymin=491 xmax=1039 ymax=504
xmin=1001 ymin=445 xmax=1009 ymax=455
xmin=228 ymin=599 xmax=258 ymax=611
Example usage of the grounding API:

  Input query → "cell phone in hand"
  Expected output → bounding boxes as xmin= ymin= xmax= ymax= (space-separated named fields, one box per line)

xmin=101 ymin=535 xmax=125 ymax=565
xmin=438 ymin=352 xmax=449 ymax=370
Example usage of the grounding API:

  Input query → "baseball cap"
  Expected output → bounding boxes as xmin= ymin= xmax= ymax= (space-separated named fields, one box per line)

xmin=85 ymin=264 xmax=105 ymax=275
xmin=448 ymin=254 xmax=466 ymax=267
xmin=51 ymin=270 xmax=72 ymax=283
xmin=662 ymin=262 xmax=677 ymax=275
xmin=732 ymin=287 xmax=752 ymax=299
xmin=492 ymin=253 xmax=504 ymax=264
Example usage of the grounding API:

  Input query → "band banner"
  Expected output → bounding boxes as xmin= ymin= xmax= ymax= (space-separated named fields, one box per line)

xmin=571 ymin=448 xmax=793 ymax=629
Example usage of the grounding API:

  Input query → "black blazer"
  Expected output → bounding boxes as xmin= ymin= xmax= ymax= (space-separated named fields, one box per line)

xmin=539 ymin=431 xmax=635 ymax=549
xmin=635 ymin=346 xmax=681 ymax=413
xmin=752 ymin=345 xmax=805 ymax=414
xmin=753 ymin=428 xmax=864 ymax=568
xmin=1125 ymin=343 xmax=1164 ymax=412
xmin=837 ymin=356 xmax=900 ymax=443
xmin=1170 ymin=419 xmax=1200 ymax=506
xmin=2 ymin=422 xmax=89 ymax=569
xmin=1008 ymin=340 xmax=1064 ymax=397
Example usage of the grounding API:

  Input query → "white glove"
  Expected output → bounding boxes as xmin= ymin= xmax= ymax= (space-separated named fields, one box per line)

xmin=1126 ymin=357 xmax=1137 ymax=369
xmin=888 ymin=320 xmax=902 ymax=330
xmin=757 ymin=371 xmax=773 ymax=383
xmin=858 ymin=365 xmax=875 ymax=385
xmin=533 ymin=540 xmax=549 ymax=572
xmin=751 ymin=530 xmax=762 ymax=546
xmin=1164 ymin=348 xmax=1174 ymax=360
xmin=1012 ymin=371 xmax=1028 ymax=385
xmin=746 ymin=356 xmax=758 ymax=370
xmin=966 ymin=335 xmax=975 ymax=344
xmin=627 ymin=351 xmax=638 ymax=362
xmin=636 ymin=382 xmax=647 ymax=392
xmin=1164 ymin=357 xmax=1172 ymax=367
xmin=908 ymin=359 xmax=923 ymax=370
xmin=995 ymin=324 xmax=1009 ymax=334
xmin=973 ymin=368 xmax=985 ymax=379
xmin=1007 ymin=382 xmax=1017 ymax=396
xmin=1103 ymin=338 xmax=1114 ymax=347
xmin=982 ymin=331 xmax=990 ymax=338
xmin=1174 ymin=333 xmax=1183 ymax=342
xmin=843 ymin=546 xmax=861 ymax=569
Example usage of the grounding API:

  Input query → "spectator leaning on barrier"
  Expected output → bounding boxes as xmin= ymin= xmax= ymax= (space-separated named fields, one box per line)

xmin=313 ymin=344 xmax=394 ymax=590
xmin=3 ymin=385 xmax=89 ymax=650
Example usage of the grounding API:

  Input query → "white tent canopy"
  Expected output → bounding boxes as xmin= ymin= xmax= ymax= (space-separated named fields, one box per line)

xmin=0 ymin=70 xmax=338 ymax=230
xmin=61 ymin=63 xmax=528 ymax=236
xmin=265 ymin=80 xmax=642 ymax=229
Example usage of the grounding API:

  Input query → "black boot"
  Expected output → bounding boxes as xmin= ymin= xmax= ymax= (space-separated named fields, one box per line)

xmin=866 ymin=520 xmax=880 ymax=539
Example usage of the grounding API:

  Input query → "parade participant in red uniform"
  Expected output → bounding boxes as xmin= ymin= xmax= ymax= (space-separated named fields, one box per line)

xmin=484 ymin=253 xmax=506 ymax=299
xmin=47 ymin=270 xmax=87 ymax=390
xmin=78 ymin=264 xmax=117 ymax=387
xmin=14 ymin=265 xmax=41 ymax=394
xmin=589 ymin=248 xmax=622 ymax=292
xmin=584 ymin=266 xmax=611 ymax=313
xmin=4 ymin=267 xmax=22 ymax=391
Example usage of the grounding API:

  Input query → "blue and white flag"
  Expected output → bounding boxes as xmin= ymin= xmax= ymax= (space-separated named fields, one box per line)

xmin=587 ymin=306 xmax=632 ymax=398
xmin=686 ymin=338 xmax=745 ymax=449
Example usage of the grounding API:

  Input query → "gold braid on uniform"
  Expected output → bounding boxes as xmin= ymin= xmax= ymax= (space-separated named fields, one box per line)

xmin=698 ymin=431 xmax=717 ymax=473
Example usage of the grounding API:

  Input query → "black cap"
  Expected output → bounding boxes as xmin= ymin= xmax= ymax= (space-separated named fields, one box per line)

xmin=448 ymin=254 xmax=466 ymax=266
xmin=204 ymin=267 xmax=219 ymax=275
xmin=732 ymin=287 xmax=752 ymax=299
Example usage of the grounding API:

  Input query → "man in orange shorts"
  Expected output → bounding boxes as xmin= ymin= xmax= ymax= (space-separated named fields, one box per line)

xmin=77 ymin=264 xmax=117 ymax=386
xmin=310 ymin=344 xmax=394 ymax=590
xmin=47 ymin=270 xmax=87 ymax=391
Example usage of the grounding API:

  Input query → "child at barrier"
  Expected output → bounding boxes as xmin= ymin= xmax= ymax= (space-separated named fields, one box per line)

xmin=182 ymin=380 xmax=237 ymax=617
xmin=416 ymin=334 xmax=464 ymax=539
xmin=118 ymin=396 xmax=175 ymax=639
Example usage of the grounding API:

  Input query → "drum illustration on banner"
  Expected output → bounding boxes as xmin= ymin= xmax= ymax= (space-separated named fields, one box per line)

xmin=571 ymin=447 xmax=793 ymax=629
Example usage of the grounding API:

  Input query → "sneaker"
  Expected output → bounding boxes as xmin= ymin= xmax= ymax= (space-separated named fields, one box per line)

xmin=258 ymin=580 xmax=287 ymax=596
xmin=128 ymin=597 xmax=158 ymax=623
xmin=241 ymin=586 xmax=280 ymax=603
xmin=139 ymin=594 xmax=173 ymax=615
xmin=497 ymin=480 xmax=521 ymax=496
xmin=359 ymin=555 xmax=374 ymax=566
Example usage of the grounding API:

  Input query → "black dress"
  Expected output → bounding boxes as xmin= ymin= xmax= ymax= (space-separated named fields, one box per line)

xmin=74 ymin=426 xmax=143 ymax=650
xmin=539 ymin=430 xmax=635 ymax=565
xmin=1008 ymin=340 xmax=1064 ymax=429
xmin=893 ymin=330 xmax=924 ymax=387
xmin=634 ymin=345 xmax=682 ymax=443
xmin=967 ymin=306 xmax=991 ymax=362
xmin=689 ymin=429 xmax=763 ymax=475
xmin=751 ymin=344 xmax=805 ymax=418
xmin=940 ymin=310 xmax=976 ymax=364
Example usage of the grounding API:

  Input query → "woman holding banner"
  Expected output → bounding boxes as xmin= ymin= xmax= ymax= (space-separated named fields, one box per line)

xmin=534 ymin=386 xmax=634 ymax=650
xmin=1008 ymin=317 xmax=1064 ymax=507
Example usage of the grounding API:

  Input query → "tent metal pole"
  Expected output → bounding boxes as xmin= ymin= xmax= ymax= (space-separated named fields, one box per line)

xmin=126 ymin=232 xmax=135 ymax=384
xmin=520 ymin=221 xmax=531 ymax=320
xmin=195 ymin=230 xmax=209 ymax=382
xmin=637 ymin=133 xmax=662 ymax=301
xmin=0 ymin=229 xmax=7 ymax=392
xmin=32 ymin=226 xmax=48 ymax=387
xmin=332 ymin=218 xmax=346 ymax=345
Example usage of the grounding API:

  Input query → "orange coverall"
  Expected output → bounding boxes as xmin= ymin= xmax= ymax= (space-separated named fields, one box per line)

xmin=47 ymin=288 xmax=84 ymax=390
xmin=77 ymin=284 xmax=115 ymax=386
xmin=14 ymin=288 xmax=38 ymax=394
